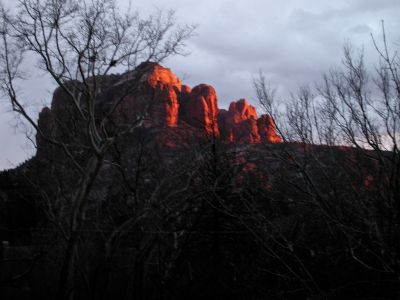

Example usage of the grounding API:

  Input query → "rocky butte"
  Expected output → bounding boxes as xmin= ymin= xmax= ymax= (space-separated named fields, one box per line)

xmin=36 ymin=62 xmax=282 ymax=157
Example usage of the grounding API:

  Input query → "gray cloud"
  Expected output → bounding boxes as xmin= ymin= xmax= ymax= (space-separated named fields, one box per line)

xmin=1 ymin=0 xmax=399 ymax=169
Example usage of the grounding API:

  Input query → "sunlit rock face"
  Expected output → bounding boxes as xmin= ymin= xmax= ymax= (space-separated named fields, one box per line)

xmin=143 ymin=63 xmax=181 ymax=127
xmin=218 ymin=99 xmax=282 ymax=144
xmin=227 ymin=99 xmax=258 ymax=124
xmin=218 ymin=99 xmax=260 ymax=143
xmin=181 ymin=84 xmax=219 ymax=136
xmin=36 ymin=62 xmax=282 ymax=158
xmin=257 ymin=114 xmax=283 ymax=143
xmin=145 ymin=63 xmax=182 ymax=89
xmin=115 ymin=62 xmax=181 ymax=127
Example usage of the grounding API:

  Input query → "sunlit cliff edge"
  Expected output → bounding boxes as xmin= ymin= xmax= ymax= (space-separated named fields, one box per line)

xmin=36 ymin=62 xmax=282 ymax=157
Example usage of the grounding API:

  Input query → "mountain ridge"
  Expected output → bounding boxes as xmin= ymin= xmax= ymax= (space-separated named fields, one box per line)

xmin=36 ymin=62 xmax=282 ymax=157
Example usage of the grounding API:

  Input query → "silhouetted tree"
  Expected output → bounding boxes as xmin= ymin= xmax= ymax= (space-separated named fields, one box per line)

xmin=253 ymin=22 xmax=400 ymax=298
xmin=0 ymin=0 xmax=195 ymax=298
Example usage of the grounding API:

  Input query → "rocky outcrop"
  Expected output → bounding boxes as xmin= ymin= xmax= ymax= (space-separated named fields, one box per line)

xmin=36 ymin=62 xmax=282 ymax=157
xmin=178 ymin=84 xmax=192 ymax=120
xmin=181 ymin=84 xmax=219 ymax=136
xmin=226 ymin=99 xmax=260 ymax=143
xmin=110 ymin=63 xmax=181 ymax=127
xmin=36 ymin=82 xmax=89 ymax=159
xmin=218 ymin=99 xmax=282 ymax=144
xmin=143 ymin=63 xmax=181 ymax=127
xmin=227 ymin=99 xmax=258 ymax=124
xmin=257 ymin=114 xmax=283 ymax=143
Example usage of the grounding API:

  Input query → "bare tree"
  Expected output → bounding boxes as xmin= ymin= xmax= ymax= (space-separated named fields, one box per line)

xmin=251 ymin=22 xmax=400 ymax=297
xmin=0 ymin=0 xmax=195 ymax=298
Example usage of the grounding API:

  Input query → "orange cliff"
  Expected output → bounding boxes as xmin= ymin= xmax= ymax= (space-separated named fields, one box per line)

xmin=257 ymin=114 xmax=282 ymax=143
xmin=36 ymin=62 xmax=282 ymax=154
xmin=138 ymin=64 xmax=282 ymax=143
xmin=144 ymin=63 xmax=182 ymax=127
xmin=218 ymin=99 xmax=282 ymax=144
xmin=181 ymin=84 xmax=219 ymax=136
xmin=218 ymin=99 xmax=260 ymax=143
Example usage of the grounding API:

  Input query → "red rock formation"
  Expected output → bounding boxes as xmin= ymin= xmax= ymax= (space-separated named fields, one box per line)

xmin=235 ymin=119 xmax=261 ymax=143
xmin=181 ymin=84 xmax=219 ymax=136
xmin=257 ymin=114 xmax=282 ymax=143
xmin=178 ymin=84 xmax=192 ymax=121
xmin=36 ymin=62 xmax=282 ymax=157
xmin=227 ymin=99 xmax=258 ymax=125
xmin=218 ymin=99 xmax=260 ymax=143
xmin=218 ymin=99 xmax=282 ymax=144
xmin=108 ymin=62 xmax=181 ymax=128
xmin=145 ymin=64 xmax=182 ymax=89
xmin=181 ymin=85 xmax=192 ymax=95
xmin=140 ymin=63 xmax=181 ymax=127
xmin=217 ymin=109 xmax=232 ymax=141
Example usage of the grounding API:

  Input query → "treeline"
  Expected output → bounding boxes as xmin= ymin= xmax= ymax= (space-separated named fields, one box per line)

xmin=0 ymin=138 xmax=399 ymax=299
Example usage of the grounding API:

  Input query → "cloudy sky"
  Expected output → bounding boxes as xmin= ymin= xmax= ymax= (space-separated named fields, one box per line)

xmin=0 ymin=0 xmax=399 ymax=169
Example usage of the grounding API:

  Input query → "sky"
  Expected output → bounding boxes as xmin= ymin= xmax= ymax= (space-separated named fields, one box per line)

xmin=0 ymin=0 xmax=399 ymax=170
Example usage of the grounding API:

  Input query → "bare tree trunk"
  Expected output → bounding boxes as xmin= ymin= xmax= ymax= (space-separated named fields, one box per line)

xmin=57 ymin=155 xmax=102 ymax=300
